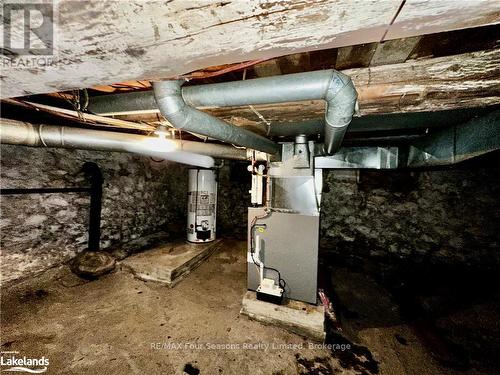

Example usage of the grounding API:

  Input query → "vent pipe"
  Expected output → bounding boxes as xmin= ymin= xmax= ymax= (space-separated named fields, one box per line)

xmin=160 ymin=70 xmax=358 ymax=155
xmin=153 ymin=69 xmax=357 ymax=156
xmin=153 ymin=80 xmax=280 ymax=155
xmin=0 ymin=119 xmax=252 ymax=167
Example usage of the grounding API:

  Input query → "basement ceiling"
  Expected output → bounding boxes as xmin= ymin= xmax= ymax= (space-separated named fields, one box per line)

xmin=2 ymin=0 xmax=499 ymax=99
xmin=4 ymin=24 xmax=499 ymax=137
xmin=1 ymin=1 xmax=499 ymax=155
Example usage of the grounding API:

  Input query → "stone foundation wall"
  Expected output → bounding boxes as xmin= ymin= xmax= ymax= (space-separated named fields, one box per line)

xmin=320 ymin=165 xmax=500 ymax=269
xmin=0 ymin=145 xmax=188 ymax=283
xmin=3 ymin=142 xmax=498 ymax=283
xmin=217 ymin=161 xmax=251 ymax=239
xmin=213 ymin=160 xmax=500 ymax=270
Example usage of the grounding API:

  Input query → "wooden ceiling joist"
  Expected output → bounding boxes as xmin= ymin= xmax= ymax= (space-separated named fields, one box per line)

xmin=2 ymin=0 xmax=499 ymax=99
xmin=103 ymin=49 xmax=499 ymax=127
xmin=207 ymin=49 xmax=500 ymax=125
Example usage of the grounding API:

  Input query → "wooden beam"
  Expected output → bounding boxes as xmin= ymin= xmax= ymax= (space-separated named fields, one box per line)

xmin=369 ymin=36 xmax=421 ymax=66
xmin=352 ymin=49 xmax=500 ymax=114
xmin=200 ymin=49 xmax=500 ymax=124
xmin=385 ymin=0 xmax=500 ymax=41
xmin=335 ymin=43 xmax=378 ymax=70
xmin=2 ymin=0 xmax=499 ymax=99
xmin=3 ymin=99 xmax=155 ymax=131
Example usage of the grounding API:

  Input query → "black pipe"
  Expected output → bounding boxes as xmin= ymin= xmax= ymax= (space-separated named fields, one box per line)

xmin=82 ymin=162 xmax=103 ymax=251
xmin=0 ymin=162 xmax=104 ymax=251
xmin=0 ymin=187 xmax=90 ymax=194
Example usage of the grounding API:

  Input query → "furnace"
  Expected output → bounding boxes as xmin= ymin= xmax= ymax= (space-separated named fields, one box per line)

xmin=247 ymin=139 xmax=321 ymax=304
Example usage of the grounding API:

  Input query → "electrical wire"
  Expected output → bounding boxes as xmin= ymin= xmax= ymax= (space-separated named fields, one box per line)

xmin=250 ymin=251 xmax=286 ymax=290
xmin=178 ymin=58 xmax=269 ymax=80
xmin=231 ymin=143 xmax=246 ymax=149
xmin=242 ymin=67 xmax=271 ymax=135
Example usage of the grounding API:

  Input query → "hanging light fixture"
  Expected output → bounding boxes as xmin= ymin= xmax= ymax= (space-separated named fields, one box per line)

xmin=124 ymin=124 xmax=215 ymax=168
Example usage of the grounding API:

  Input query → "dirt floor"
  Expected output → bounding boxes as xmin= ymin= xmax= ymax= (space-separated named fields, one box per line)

xmin=0 ymin=239 xmax=491 ymax=374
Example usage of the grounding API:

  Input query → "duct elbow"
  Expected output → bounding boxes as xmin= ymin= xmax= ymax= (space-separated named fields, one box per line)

xmin=153 ymin=79 xmax=280 ymax=155
xmin=153 ymin=80 xmax=188 ymax=127
xmin=153 ymin=69 xmax=356 ymax=156
xmin=323 ymin=71 xmax=358 ymax=155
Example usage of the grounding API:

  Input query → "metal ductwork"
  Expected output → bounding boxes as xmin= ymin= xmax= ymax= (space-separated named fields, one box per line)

xmin=153 ymin=80 xmax=280 ymax=155
xmin=406 ymin=110 xmax=500 ymax=167
xmin=184 ymin=70 xmax=358 ymax=155
xmin=0 ymin=119 xmax=251 ymax=167
xmin=152 ymin=69 xmax=358 ymax=156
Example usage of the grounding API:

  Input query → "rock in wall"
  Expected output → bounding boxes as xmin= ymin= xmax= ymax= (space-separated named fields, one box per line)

xmin=217 ymin=161 xmax=251 ymax=239
xmin=0 ymin=145 xmax=187 ymax=283
xmin=320 ymin=165 xmax=500 ymax=269
xmin=210 ymin=158 xmax=500 ymax=270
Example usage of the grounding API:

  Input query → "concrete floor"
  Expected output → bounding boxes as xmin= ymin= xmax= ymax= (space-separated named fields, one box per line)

xmin=0 ymin=240 xmax=484 ymax=374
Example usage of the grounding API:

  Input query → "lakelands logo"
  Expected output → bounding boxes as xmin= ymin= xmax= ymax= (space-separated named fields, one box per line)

xmin=0 ymin=352 xmax=49 ymax=373
xmin=1 ymin=0 xmax=55 ymax=68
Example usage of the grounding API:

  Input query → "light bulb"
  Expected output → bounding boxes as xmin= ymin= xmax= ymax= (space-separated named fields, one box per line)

xmin=154 ymin=127 xmax=169 ymax=140
xmin=137 ymin=125 xmax=176 ymax=152
xmin=123 ymin=124 xmax=214 ymax=167
xmin=139 ymin=136 xmax=177 ymax=153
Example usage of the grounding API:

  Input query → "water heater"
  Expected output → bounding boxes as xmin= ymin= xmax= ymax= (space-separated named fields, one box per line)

xmin=187 ymin=169 xmax=217 ymax=243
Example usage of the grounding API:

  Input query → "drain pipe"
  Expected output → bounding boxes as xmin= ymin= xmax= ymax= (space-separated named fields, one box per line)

xmin=179 ymin=69 xmax=358 ymax=155
xmin=0 ymin=119 xmax=253 ymax=165
xmin=153 ymin=80 xmax=280 ymax=155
